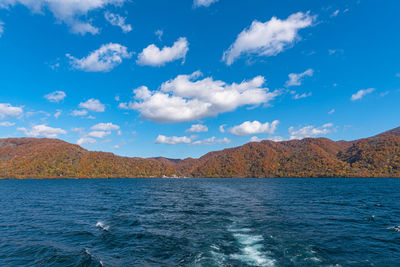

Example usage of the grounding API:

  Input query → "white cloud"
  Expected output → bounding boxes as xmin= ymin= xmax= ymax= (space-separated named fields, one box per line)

xmin=286 ymin=69 xmax=313 ymax=87
xmin=137 ymin=37 xmax=189 ymax=66
xmin=155 ymin=29 xmax=163 ymax=40
xmin=223 ymin=12 xmax=316 ymax=65
xmin=293 ymin=92 xmax=312 ymax=99
xmin=91 ymin=122 xmax=120 ymax=131
xmin=122 ymin=71 xmax=278 ymax=123
xmin=0 ymin=0 xmax=128 ymax=35
xmin=219 ymin=124 xmax=226 ymax=133
xmin=193 ymin=0 xmax=218 ymax=8
xmin=155 ymin=135 xmax=192 ymax=145
xmin=71 ymin=109 xmax=88 ymax=116
xmin=44 ymin=90 xmax=66 ymax=103
xmin=113 ymin=145 xmax=120 ymax=149
xmin=54 ymin=109 xmax=62 ymax=118
xmin=0 ymin=21 xmax=4 ymax=37
xmin=331 ymin=10 xmax=340 ymax=17
xmin=67 ymin=43 xmax=131 ymax=72
xmin=192 ymin=136 xmax=231 ymax=145
xmin=186 ymin=124 xmax=208 ymax=133
xmin=229 ymin=120 xmax=279 ymax=136
xmin=289 ymin=123 xmax=333 ymax=140
xmin=79 ymin=99 xmax=105 ymax=112
xmin=71 ymin=127 xmax=84 ymax=133
xmin=0 ymin=103 xmax=23 ymax=119
xmin=351 ymin=88 xmax=375 ymax=101
xmin=104 ymin=12 xmax=132 ymax=33
xmin=18 ymin=124 xmax=66 ymax=138
xmin=77 ymin=137 xmax=96 ymax=145
xmin=0 ymin=121 xmax=15 ymax=127
xmin=250 ymin=135 xmax=284 ymax=142
xmin=328 ymin=109 xmax=335 ymax=115
xmin=88 ymin=131 xmax=111 ymax=138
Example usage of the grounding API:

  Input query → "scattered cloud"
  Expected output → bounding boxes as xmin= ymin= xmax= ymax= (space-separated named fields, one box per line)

xmin=0 ymin=121 xmax=15 ymax=127
xmin=0 ymin=103 xmax=23 ymax=119
xmin=328 ymin=109 xmax=335 ymax=115
xmin=289 ymin=123 xmax=333 ymax=140
xmin=91 ymin=122 xmax=120 ymax=131
xmin=192 ymin=136 xmax=231 ymax=145
xmin=193 ymin=0 xmax=218 ymax=8
xmin=88 ymin=131 xmax=111 ymax=138
xmin=137 ymin=37 xmax=189 ymax=67
xmin=104 ymin=12 xmax=132 ymax=33
xmin=54 ymin=109 xmax=62 ymax=118
xmin=286 ymin=69 xmax=313 ymax=87
xmin=122 ymin=71 xmax=279 ymax=123
xmin=0 ymin=0 xmax=128 ymax=35
xmin=79 ymin=99 xmax=105 ymax=112
xmin=229 ymin=120 xmax=279 ymax=136
xmin=186 ymin=124 xmax=208 ymax=133
xmin=293 ymin=92 xmax=312 ymax=99
xmin=328 ymin=49 xmax=344 ymax=55
xmin=77 ymin=137 xmax=96 ymax=145
xmin=67 ymin=43 xmax=131 ymax=72
xmin=155 ymin=135 xmax=192 ymax=145
xmin=331 ymin=9 xmax=340 ymax=17
xmin=18 ymin=124 xmax=66 ymax=138
xmin=44 ymin=90 xmax=66 ymax=103
xmin=71 ymin=109 xmax=88 ymax=117
xmin=0 ymin=21 xmax=4 ymax=37
xmin=219 ymin=124 xmax=226 ymax=133
xmin=249 ymin=135 xmax=284 ymax=142
xmin=222 ymin=12 xmax=316 ymax=65
xmin=351 ymin=88 xmax=375 ymax=101
xmin=113 ymin=145 xmax=120 ymax=149
xmin=155 ymin=29 xmax=163 ymax=40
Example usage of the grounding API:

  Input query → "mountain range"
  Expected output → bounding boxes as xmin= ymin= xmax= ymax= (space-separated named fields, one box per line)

xmin=1 ymin=127 xmax=400 ymax=179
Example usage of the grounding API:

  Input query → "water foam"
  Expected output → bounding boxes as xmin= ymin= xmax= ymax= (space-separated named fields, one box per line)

xmin=96 ymin=221 xmax=110 ymax=231
xmin=230 ymin=230 xmax=275 ymax=266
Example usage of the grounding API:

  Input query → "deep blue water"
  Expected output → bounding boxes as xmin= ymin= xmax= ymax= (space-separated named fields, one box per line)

xmin=0 ymin=178 xmax=400 ymax=266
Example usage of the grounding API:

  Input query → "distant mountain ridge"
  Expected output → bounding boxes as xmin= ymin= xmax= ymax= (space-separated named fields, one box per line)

xmin=1 ymin=127 xmax=400 ymax=178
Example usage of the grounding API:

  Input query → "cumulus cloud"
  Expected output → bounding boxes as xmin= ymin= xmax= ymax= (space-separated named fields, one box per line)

xmin=91 ymin=122 xmax=120 ymax=131
xmin=71 ymin=110 xmax=88 ymax=117
xmin=88 ymin=131 xmax=111 ymax=138
xmin=193 ymin=0 xmax=218 ymax=8
xmin=77 ymin=137 xmax=96 ymax=145
xmin=289 ymin=123 xmax=333 ymax=140
xmin=154 ymin=135 xmax=192 ymax=145
xmin=67 ymin=43 xmax=131 ymax=72
xmin=79 ymin=99 xmax=105 ymax=112
xmin=219 ymin=124 xmax=226 ymax=133
xmin=18 ymin=124 xmax=66 ymax=138
xmin=192 ymin=136 xmax=231 ymax=145
xmin=229 ymin=120 xmax=279 ymax=136
xmin=104 ymin=12 xmax=132 ymax=33
xmin=186 ymin=124 xmax=208 ymax=133
xmin=0 ymin=103 xmax=23 ymax=119
xmin=44 ymin=90 xmax=66 ymax=103
xmin=121 ymin=71 xmax=278 ymax=123
xmin=250 ymin=135 xmax=284 ymax=142
xmin=0 ymin=121 xmax=15 ymax=127
xmin=223 ymin=12 xmax=316 ymax=65
xmin=0 ymin=0 xmax=127 ymax=35
xmin=137 ymin=37 xmax=189 ymax=66
xmin=351 ymin=88 xmax=375 ymax=101
xmin=286 ymin=69 xmax=313 ymax=87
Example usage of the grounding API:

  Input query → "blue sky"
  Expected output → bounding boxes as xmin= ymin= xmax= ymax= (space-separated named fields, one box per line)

xmin=0 ymin=0 xmax=399 ymax=159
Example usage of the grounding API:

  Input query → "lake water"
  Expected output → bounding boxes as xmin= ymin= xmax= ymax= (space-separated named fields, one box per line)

xmin=0 ymin=178 xmax=399 ymax=266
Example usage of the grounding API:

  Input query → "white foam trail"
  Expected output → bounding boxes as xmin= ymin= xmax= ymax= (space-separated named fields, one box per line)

xmin=231 ymin=231 xmax=275 ymax=266
xmin=96 ymin=221 xmax=110 ymax=231
xmin=388 ymin=226 xmax=400 ymax=232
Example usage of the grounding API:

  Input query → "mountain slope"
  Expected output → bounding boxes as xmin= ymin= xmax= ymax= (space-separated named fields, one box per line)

xmin=1 ymin=127 xmax=400 ymax=178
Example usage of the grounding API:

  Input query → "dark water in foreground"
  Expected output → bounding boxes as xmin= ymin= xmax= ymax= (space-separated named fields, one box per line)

xmin=1 ymin=179 xmax=400 ymax=266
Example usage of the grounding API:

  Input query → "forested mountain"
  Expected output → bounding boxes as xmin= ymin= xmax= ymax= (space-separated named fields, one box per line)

xmin=1 ymin=127 xmax=400 ymax=178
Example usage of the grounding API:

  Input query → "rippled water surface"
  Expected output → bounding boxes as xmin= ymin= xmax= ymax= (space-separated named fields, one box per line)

xmin=1 ymin=178 xmax=400 ymax=266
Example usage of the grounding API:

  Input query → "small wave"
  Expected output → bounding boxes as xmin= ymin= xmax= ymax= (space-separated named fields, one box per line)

xmin=96 ymin=221 xmax=110 ymax=231
xmin=387 ymin=226 xmax=400 ymax=232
